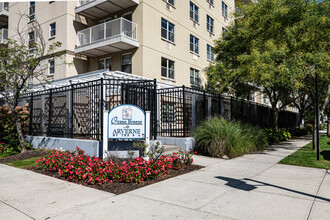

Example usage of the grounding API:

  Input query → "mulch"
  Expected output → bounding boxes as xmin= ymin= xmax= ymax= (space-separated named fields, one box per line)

xmin=0 ymin=150 xmax=51 ymax=163
xmin=30 ymin=164 xmax=203 ymax=195
xmin=1 ymin=150 xmax=203 ymax=195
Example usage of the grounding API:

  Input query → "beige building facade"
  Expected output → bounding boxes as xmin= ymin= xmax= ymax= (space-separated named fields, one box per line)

xmin=7 ymin=0 xmax=235 ymax=87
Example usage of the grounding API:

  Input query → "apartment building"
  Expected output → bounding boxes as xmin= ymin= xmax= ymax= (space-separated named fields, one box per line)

xmin=7 ymin=0 xmax=235 ymax=87
xmin=0 ymin=2 xmax=8 ymax=44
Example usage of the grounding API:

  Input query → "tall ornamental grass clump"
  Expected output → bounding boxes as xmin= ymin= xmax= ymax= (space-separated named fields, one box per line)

xmin=193 ymin=117 xmax=268 ymax=159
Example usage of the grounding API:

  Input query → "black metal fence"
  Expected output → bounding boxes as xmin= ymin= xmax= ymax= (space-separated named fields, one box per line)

xmin=22 ymin=78 xmax=156 ymax=140
xmin=21 ymin=79 xmax=299 ymax=140
xmin=157 ymin=86 xmax=299 ymax=137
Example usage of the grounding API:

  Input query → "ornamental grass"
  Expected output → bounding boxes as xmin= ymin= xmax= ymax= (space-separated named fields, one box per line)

xmin=193 ymin=117 xmax=268 ymax=159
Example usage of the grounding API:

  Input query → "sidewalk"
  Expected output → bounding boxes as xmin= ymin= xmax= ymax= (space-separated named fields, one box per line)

xmin=0 ymin=135 xmax=329 ymax=220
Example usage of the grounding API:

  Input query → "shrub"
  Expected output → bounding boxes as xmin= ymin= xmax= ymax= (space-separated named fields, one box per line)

xmin=287 ymin=127 xmax=312 ymax=137
xmin=264 ymin=128 xmax=292 ymax=143
xmin=0 ymin=104 xmax=30 ymax=151
xmin=193 ymin=117 xmax=268 ymax=159
xmin=0 ymin=142 xmax=8 ymax=153
xmin=36 ymin=147 xmax=195 ymax=185
xmin=133 ymin=141 xmax=164 ymax=159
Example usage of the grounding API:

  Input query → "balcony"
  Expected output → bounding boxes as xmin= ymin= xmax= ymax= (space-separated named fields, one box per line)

xmin=75 ymin=0 xmax=139 ymax=19
xmin=0 ymin=28 xmax=7 ymax=43
xmin=0 ymin=2 xmax=8 ymax=28
xmin=75 ymin=18 xmax=138 ymax=56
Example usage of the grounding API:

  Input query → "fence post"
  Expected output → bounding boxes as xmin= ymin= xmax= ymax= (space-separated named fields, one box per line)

xmin=241 ymin=99 xmax=244 ymax=121
xmin=153 ymin=78 xmax=157 ymax=140
xmin=203 ymin=90 xmax=206 ymax=120
xmin=29 ymin=93 xmax=33 ymax=135
xmin=48 ymin=89 xmax=52 ymax=136
xmin=208 ymin=96 xmax=212 ymax=119
xmin=183 ymin=85 xmax=186 ymax=137
xmin=191 ymin=94 xmax=196 ymax=131
xmin=40 ymin=94 xmax=45 ymax=135
xmin=218 ymin=94 xmax=221 ymax=116
xmin=99 ymin=78 xmax=104 ymax=141
xmin=70 ymin=84 xmax=74 ymax=138
xmin=230 ymin=96 xmax=233 ymax=121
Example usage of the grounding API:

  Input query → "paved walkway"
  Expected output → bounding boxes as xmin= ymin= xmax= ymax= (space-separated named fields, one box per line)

xmin=0 ymin=135 xmax=329 ymax=220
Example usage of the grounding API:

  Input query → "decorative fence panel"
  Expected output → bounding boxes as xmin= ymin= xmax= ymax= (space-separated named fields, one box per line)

xmin=156 ymin=86 xmax=299 ymax=137
xmin=21 ymin=79 xmax=300 ymax=140
xmin=23 ymin=78 xmax=156 ymax=140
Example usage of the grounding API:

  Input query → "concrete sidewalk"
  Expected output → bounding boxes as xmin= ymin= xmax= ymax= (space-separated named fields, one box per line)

xmin=0 ymin=136 xmax=329 ymax=220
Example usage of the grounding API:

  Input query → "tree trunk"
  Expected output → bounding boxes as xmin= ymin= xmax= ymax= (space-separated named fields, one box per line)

xmin=298 ymin=110 xmax=304 ymax=128
xmin=273 ymin=108 xmax=279 ymax=131
xmin=13 ymin=111 xmax=27 ymax=153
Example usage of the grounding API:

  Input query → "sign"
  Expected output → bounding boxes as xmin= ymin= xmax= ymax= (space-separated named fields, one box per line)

xmin=108 ymin=104 xmax=145 ymax=139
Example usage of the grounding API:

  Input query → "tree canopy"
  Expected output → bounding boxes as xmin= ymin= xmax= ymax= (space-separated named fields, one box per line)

xmin=207 ymin=0 xmax=330 ymax=129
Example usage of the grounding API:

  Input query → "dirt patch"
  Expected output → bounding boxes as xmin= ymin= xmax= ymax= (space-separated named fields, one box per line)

xmin=30 ymin=164 xmax=203 ymax=195
xmin=0 ymin=150 xmax=50 ymax=163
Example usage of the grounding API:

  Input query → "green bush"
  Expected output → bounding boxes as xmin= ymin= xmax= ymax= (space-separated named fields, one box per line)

xmin=193 ymin=117 xmax=268 ymax=159
xmin=287 ymin=127 xmax=312 ymax=137
xmin=264 ymin=128 xmax=292 ymax=143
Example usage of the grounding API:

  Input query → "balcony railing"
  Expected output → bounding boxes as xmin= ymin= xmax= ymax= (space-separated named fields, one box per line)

xmin=75 ymin=0 xmax=139 ymax=19
xmin=77 ymin=17 xmax=137 ymax=47
xmin=0 ymin=28 xmax=7 ymax=43
xmin=0 ymin=2 xmax=8 ymax=15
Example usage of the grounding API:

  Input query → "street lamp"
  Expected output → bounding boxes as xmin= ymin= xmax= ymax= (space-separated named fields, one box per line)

xmin=312 ymin=65 xmax=320 ymax=161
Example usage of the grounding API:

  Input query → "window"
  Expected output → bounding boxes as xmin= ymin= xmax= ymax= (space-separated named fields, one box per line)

xmin=207 ymin=0 xmax=213 ymax=5
xmin=190 ymin=68 xmax=199 ymax=87
xmin=207 ymin=15 xmax=214 ymax=33
xmin=27 ymin=76 xmax=33 ymax=85
xmin=189 ymin=2 xmax=199 ymax=23
xmin=28 ymin=31 xmax=34 ymax=54
xmin=161 ymin=18 xmax=174 ymax=43
xmin=49 ymin=59 xmax=55 ymax=75
xmin=207 ymin=44 xmax=214 ymax=61
xmin=161 ymin=102 xmax=175 ymax=123
xmin=98 ymin=57 xmax=111 ymax=70
xmin=29 ymin=1 xmax=35 ymax=22
xmin=263 ymin=95 xmax=269 ymax=104
xmin=121 ymin=53 xmax=132 ymax=73
xmin=3 ymin=2 xmax=8 ymax=11
xmin=165 ymin=0 xmax=174 ymax=6
xmin=161 ymin=57 xmax=174 ymax=79
xmin=222 ymin=27 xmax=227 ymax=34
xmin=222 ymin=1 xmax=228 ymax=19
xmin=190 ymin=35 xmax=199 ymax=54
xmin=50 ymin=22 xmax=56 ymax=38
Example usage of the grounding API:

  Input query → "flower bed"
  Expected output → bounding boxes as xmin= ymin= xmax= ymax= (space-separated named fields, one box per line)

xmin=35 ymin=147 xmax=197 ymax=186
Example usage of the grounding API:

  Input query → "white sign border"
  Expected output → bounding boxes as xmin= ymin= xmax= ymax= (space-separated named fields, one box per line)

xmin=107 ymin=104 xmax=146 ymax=140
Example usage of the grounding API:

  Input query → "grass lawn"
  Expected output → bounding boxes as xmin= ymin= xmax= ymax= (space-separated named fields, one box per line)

xmin=5 ymin=157 xmax=41 ymax=169
xmin=279 ymin=135 xmax=330 ymax=169
xmin=0 ymin=150 xmax=19 ymax=158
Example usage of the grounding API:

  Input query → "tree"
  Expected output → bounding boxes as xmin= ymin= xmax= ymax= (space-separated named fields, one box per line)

xmin=291 ymin=88 xmax=312 ymax=127
xmin=0 ymin=14 xmax=62 ymax=153
xmin=206 ymin=0 xmax=330 ymax=130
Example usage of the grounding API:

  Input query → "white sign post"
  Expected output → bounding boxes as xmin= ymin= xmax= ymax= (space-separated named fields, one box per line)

xmin=145 ymin=111 xmax=151 ymax=157
xmin=103 ymin=104 xmax=149 ymax=159
xmin=103 ymin=110 xmax=109 ymax=159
